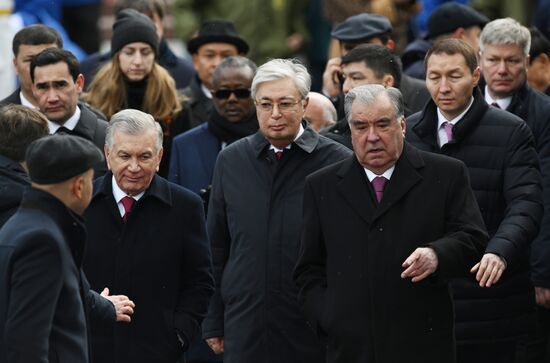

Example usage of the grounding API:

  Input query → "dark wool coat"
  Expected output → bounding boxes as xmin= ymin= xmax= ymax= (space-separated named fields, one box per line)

xmin=0 ymin=155 xmax=29 ymax=228
xmin=0 ymin=188 xmax=114 ymax=363
xmin=294 ymin=144 xmax=487 ymax=363
xmin=203 ymin=125 xmax=351 ymax=363
xmin=83 ymin=173 xmax=214 ymax=363
xmin=182 ymin=76 xmax=214 ymax=129
xmin=407 ymin=88 xmax=543 ymax=342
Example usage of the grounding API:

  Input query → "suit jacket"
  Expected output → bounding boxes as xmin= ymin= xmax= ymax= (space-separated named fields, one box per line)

xmin=0 ymin=188 xmax=113 ymax=363
xmin=294 ymin=144 xmax=487 ymax=363
xmin=0 ymin=89 xmax=21 ymax=107
xmin=83 ymin=173 xmax=214 ymax=363
xmin=182 ymin=76 xmax=213 ymax=129
xmin=168 ymin=122 xmax=221 ymax=195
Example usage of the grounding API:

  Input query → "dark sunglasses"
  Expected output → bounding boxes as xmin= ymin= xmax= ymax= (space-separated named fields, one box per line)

xmin=213 ymin=88 xmax=251 ymax=99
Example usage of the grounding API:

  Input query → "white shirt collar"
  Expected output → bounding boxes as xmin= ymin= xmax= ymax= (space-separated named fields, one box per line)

xmin=47 ymin=106 xmax=81 ymax=134
xmin=436 ymin=96 xmax=474 ymax=147
xmin=484 ymin=85 xmax=512 ymax=110
xmin=364 ymin=165 xmax=395 ymax=182
xmin=19 ymin=91 xmax=38 ymax=109
xmin=269 ymin=124 xmax=305 ymax=152
xmin=201 ymin=83 xmax=212 ymax=99
xmin=111 ymin=175 xmax=145 ymax=217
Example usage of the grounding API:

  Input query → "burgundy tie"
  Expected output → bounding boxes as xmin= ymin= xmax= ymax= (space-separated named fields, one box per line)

xmin=121 ymin=196 xmax=135 ymax=222
xmin=371 ymin=176 xmax=387 ymax=203
xmin=275 ymin=150 xmax=283 ymax=160
xmin=442 ymin=122 xmax=454 ymax=142
xmin=491 ymin=102 xmax=500 ymax=108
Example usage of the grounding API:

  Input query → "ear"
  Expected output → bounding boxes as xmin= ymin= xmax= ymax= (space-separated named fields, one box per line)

xmin=382 ymin=74 xmax=395 ymax=87
xmin=472 ymin=66 xmax=481 ymax=86
xmin=400 ymin=116 xmax=406 ymax=136
xmin=12 ymin=57 xmax=16 ymax=68
xmin=385 ymin=39 xmax=395 ymax=50
xmin=104 ymin=144 xmax=112 ymax=170
xmin=191 ymin=53 xmax=200 ymax=72
xmin=75 ymin=74 xmax=85 ymax=93
xmin=72 ymin=175 xmax=84 ymax=199
xmin=156 ymin=147 xmax=164 ymax=172
xmin=540 ymin=53 xmax=550 ymax=66
xmin=453 ymin=27 xmax=465 ymax=39
xmin=302 ymin=96 xmax=309 ymax=112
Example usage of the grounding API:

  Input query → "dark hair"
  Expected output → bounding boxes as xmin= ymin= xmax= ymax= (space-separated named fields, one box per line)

xmin=212 ymin=56 xmax=257 ymax=86
xmin=425 ymin=38 xmax=478 ymax=73
xmin=114 ymin=0 xmax=165 ymax=20
xmin=30 ymin=48 xmax=80 ymax=83
xmin=0 ymin=105 xmax=49 ymax=162
xmin=341 ymin=44 xmax=402 ymax=88
xmin=529 ymin=27 xmax=550 ymax=60
xmin=12 ymin=24 xmax=63 ymax=56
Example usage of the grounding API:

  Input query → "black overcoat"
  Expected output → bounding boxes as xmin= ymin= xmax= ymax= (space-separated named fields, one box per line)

xmin=294 ymin=144 xmax=487 ymax=363
xmin=202 ymin=126 xmax=351 ymax=363
xmin=83 ymin=173 xmax=214 ymax=363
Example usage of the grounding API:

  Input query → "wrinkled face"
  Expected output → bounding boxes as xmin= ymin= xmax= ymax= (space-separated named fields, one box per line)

xmin=118 ymin=42 xmax=155 ymax=81
xmin=105 ymin=129 xmax=163 ymax=196
xmin=192 ymin=43 xmax=239 ymax=89
xmin=212 ymin=67 xmax=255 ymax=123
xmin=255 ymin=78 xmax=308 ymax=149
xmin=480 ymin=43 xmax=529 ymax=99
xmin=350 ymin=93 xmax=405 ymax=174
xmin=426 ymin=52 xmax=479 ymax=120
xmin=342 ymin=61 xmax=388 ymax=94
xmin=13 ymin=43 xmax=58 ymax=98
xmin=32 ymin=62 xmax=83 ymax=124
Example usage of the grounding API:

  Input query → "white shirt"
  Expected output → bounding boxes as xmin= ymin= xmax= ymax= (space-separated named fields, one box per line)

xmin=484 ymin=85 xmax=512 ymax=110
xmin=48 ymin=106 xmax=81 ymax=134
xmin=364 ymin=165 xmax=395 ymax=182
xmin=111 ymin=176 xmax=145 ymax=217
xmin=269 ymin=124 xmax=305 ymax=153
xmin=201 ymin=83 xmax=212 ymax=99
xmin=19 ymin=91 xmax=38 ymax=109
xmin=437 ymin=96 xmax=474 ymax=147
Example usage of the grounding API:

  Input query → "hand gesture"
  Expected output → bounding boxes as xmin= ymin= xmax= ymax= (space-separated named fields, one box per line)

xmin=322 ymin=57 xmax=342 ymax=98
xmin=101 ymin=287 xmax=135 ymax=323
xmin=206 ymin=337 xmax=224 ymax=354
xmin=470 ymin=253 xmax=506 ymax=288
xmin=401 ymin=247 xmax=438 ymax=282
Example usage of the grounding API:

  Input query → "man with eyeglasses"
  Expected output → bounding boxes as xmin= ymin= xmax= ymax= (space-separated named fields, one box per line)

xmin=202 ymin=59 xmax=351 ymax=363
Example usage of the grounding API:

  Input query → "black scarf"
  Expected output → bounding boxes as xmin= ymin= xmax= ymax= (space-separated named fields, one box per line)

xmin=124 ymin=77 xmax=148 ymax=110
xmin=207 ymin=108 xmax=259 ymax=144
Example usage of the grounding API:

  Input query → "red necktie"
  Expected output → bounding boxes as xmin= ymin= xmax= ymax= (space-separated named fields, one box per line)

xmin=372 ymin=176 xmax=387 ymax=203
xmin=275 ymin=151 xmax=283 ymax=160
xmin=121 ymin=196 xmax=135 ymax=222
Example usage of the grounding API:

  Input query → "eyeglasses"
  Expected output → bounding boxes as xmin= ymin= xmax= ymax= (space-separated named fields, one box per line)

xmin=213 ymin=88 xmax=251 ymax=99
xmin=255 ymin=99 xmax=302 ymax=112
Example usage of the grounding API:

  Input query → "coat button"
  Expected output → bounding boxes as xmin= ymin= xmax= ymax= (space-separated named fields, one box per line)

xmin=379 ymin=227 xmax=383 ymax=232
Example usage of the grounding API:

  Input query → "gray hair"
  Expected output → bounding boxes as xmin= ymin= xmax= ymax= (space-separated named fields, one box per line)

xmin=345 ymin=85 xmax=404 ymax=124
xmin=212 ymin=56 xmax=257 ymax=86
xmin=479 ymin=18 xmax=531 ymax=56
xmin=251 ymin=58 xmax=311 ymax=100
xmin=105 ymin=109 xmax=163 ymax=151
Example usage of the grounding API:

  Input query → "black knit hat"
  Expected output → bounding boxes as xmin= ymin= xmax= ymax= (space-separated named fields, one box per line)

xmin=427 ymin=3 xmax=489 ymax=39
xmin=111 ymin=9 xmax=159 ymax=56
xmin=187 ymin=20 xmax=249 ymax=54
xmin=26 ymin=135 xmax=104 ymax=184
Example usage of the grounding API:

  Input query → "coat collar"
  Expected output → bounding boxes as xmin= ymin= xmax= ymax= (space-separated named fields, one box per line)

xmin=250 ymin=121 xmax=320 ymax=158
xmin=336 ymin=143 xmax=423 ymax=224
xmin=93 ymin=171 xmax=172 ymax=207
xmin=411 ymin=87 xmax=489 ymax=148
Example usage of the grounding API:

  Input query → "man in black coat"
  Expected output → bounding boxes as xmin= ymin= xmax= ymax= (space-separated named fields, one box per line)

xmin=202 ymin=59 xmax=351 ymax=363
xmin=0 ymin=135 xmax=134 ymax=363
xmin=80 ymin=0 xmax=195 ymax=91
xmin=0 ymin=105 xmax=49 ymax=227
xmin=478 ymin=18 xmax=550 ymax=360
xmin=30 ymin=48 xmax=108 ymax=177
xmin=407 ymin=39 xmax=543 ymax=363
xmin=294 ymin=84 xmax=487 ymax=363
xmin=83 ymin=109 xmax=214 ymax=363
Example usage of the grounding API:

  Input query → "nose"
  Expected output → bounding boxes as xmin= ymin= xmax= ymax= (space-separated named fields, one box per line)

xmin=46 ymin=88 xmax=59 ymax=103
xmin=227 ymin=91 xmax=238 ymax=102
xmin=366 ymin=126 xmax=380 ymax=142
xmin=128 ymin=158 xmax=141 ymax=172
xmin=496 ymin=59 xmax=508 ymax=74
xmin=132 ymin=53 xmax=143 ymax=65
xmin=342 ymin=78 xmax=352 ymax=94
xmin=439 ymin=77 xmax=450 ymax=93
xmin=213 ymin=55 xmax=224 ymax=68
xmin=270 ymin=103 xmax=282 ymax=118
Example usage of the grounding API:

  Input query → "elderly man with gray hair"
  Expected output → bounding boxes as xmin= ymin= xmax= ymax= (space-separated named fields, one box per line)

xmin=294 ymin=84 xmax=487 ymax=363
xmin=202 ymin=58 xmax=351 ymax=363
xmin=82 ymin=109 xmax=214 ymax=363
xmin=478 ymin=17 xmax=550 ymax=361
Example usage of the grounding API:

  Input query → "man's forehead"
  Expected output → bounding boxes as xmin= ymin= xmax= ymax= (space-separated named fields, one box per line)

xmin=34 ymin=62 xmax=72 ymax=81
xmin=482 ymin=43 xmax=525 ymax=55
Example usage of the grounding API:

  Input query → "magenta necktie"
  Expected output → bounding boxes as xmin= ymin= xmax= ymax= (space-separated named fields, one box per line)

xmin=443 ymin=122 xmax=454 ymax=142
xmin=372 ymin=176 xmax=387 ymax=203
xmin=121 ymin=196 xmax=135 ymax=222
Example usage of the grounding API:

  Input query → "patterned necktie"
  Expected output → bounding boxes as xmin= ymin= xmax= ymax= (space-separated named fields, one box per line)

xmin=371 ymin=176 xmax=387 ymax=203
xmin=274 ymin=150 xmax=283 ymax=160
xmin=121 ymin=196 xmax=135 ymax=222
xmin=442 ymin=122 xmax=454 ymax=143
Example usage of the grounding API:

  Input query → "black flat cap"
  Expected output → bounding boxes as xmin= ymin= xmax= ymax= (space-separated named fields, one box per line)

xmin=187 ymin=20 xmax=249 ymax=54
xmin=428 ymin=3 xmax=489 ymax=39
xmin=331 ymin=13 xmax=392 ymax=42
xmin=26 ymin=135 xmax=104 ymax=184
xmin=111 ymin=9 xmax=159 ymax=56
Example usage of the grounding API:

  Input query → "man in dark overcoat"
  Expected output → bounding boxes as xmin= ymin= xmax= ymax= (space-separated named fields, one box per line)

xmin=202 ymin=59 xmax=351 ymax=363
xmin=83 ymin=109 xmax=214 ymax=363
xmin=0 ymin=135 xmax=133 ymax=363
xmin=407 ymin=39 xmax=543 ymax=363
xmin=294 ymin=84 xmax=488 ymax=363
